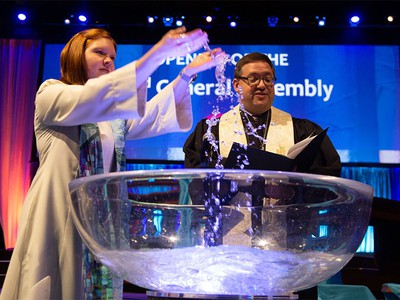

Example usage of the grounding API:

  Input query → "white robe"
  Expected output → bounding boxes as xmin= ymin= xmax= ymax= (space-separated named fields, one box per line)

xmin=0 ymin=61 xmax=192 ymax=300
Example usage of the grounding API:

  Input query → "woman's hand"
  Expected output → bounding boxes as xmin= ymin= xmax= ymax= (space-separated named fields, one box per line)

xmin=155 ymin=26 xmax=210 ymax=58
xmin=182 ymin=48 xmax=226 ymax=77
xmin=136 ymin=26 xmax=210 ymax=87
xmin=173 ymin=48 xmax=228 ymax=106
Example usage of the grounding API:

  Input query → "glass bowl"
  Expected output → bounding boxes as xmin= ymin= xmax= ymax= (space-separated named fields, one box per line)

xmin=69 ymin=169 xmax=374 ymax=298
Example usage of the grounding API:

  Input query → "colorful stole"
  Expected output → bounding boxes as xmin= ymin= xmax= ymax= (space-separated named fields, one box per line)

xmin=79 ymin=119 xmax=126 ymax=300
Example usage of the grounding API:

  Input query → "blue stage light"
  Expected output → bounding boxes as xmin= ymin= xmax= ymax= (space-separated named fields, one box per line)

xmin=78 ymin=15 xmax=87 ymax=23
xmin=349 ymin=15 xmax=360 ymax=26
xmin=316 ymin=16 xmax=326 ymax=27
xmin=17 ymin=13 xmax=27 ymax=21
xmin=162 ymin=16 xmax=173 ymax=27
xmin=268 ymin=16 xmax=279 ymax=27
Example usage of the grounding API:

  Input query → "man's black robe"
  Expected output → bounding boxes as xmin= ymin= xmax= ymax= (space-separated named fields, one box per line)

xmin=183 ymin=115 xmax=342 ymax=177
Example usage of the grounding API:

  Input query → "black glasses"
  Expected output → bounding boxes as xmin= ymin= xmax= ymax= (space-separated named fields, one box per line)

xmin=237 ymin=76 xmax=276 ymax=87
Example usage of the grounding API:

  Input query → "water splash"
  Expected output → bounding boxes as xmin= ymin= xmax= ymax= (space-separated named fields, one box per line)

xmin=215 ymin=54 xmax=234 ymax=102
xmin=203 ymin=42 xmax=232 ymax=102
xmin=199 ymin=47 xmax=251 ymax=249
xmin=203 ymin=42 xmax=214 ymax=59
xmin=200 ymin=49 xmax=237 ymax=248
xmin=203 ymin=174 xmax=223 ymax=247
xmin=200 ymin=48 xmax=235 ymax=169
xmin=99 ymin=247 xmax=352 ymax=296
xmin=239 ymin=103 xmax=268 ymax=149
xmin=202 ymin=107 xmax=224 ymax=169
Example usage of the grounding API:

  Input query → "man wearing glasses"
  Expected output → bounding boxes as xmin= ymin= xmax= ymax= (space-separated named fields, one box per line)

xmin=183 ymin=52 xmax=341 ymax=177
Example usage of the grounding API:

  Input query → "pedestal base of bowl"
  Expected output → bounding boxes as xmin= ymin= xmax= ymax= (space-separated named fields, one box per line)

xmin=146 ymin=290 xmax=298 ymax=299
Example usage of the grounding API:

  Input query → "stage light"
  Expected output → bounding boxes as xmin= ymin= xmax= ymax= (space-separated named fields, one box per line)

xmin=387 ymin=15 xmax=394 ymax=23
xmin=268 ymin=16 xmax=279 ymax=27
xmin=175 ymin=16 xmax=185 ymax=27
xmin=227 ymin=16 xmax=238 ymax=28
xmin=349 ymin=15 xmax=360 ymax=26
xmin=205 ymin=16 xmax=213 ymax=23
xmin=292 ymin=16 xmax=300 ymax=23
xmin=64 ymin=18 xmax=71 ymax=25
xmin=17 ymin=13 xmax=27 ymax=21
xmin=147 ymin=16 xmax=155 ymax=24
xmin=163 ymin=16 xmax=173 ymax=27
xmin=78 ymin=15 xmax=87 ymax=23
xmin=316 ymin=16 xmax=326 ymax=27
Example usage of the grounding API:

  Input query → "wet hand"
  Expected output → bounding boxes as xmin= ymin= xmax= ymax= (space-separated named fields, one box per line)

xmin=156 ymin=26 xmax=210 ymax=58
xmin=183 ymin=48 xmax=227 ymax=76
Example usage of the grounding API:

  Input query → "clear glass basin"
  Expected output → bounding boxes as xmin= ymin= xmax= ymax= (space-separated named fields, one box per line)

xmin=69 ymin=169 xmax=374 ymax=297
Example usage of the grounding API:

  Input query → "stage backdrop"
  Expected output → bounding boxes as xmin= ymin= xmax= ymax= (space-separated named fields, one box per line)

xmin=43 ymin=44 xmax=400 ymax=163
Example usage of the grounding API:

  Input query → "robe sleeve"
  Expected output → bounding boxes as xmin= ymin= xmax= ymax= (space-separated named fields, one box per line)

xmin=35 ymin=61 xmax=145 ymax=126
xmin=183 ymin=118 xmax=207 ymax=168
xmin=125 ymin=82 xmax=193 ymax=140
xmin=183 ymin=118 xmax=223 ymax=168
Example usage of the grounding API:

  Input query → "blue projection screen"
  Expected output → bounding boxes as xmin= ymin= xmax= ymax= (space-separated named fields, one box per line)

xmin=43 ymin=44 xmax=400 ymax=163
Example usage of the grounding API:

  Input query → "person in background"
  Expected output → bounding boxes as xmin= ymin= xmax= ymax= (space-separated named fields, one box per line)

xmin=183 ymin=52 xmax=341 ymax=177
xmin=0 ymin=27 xmax=224 ymax=300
